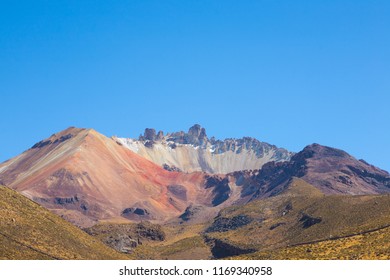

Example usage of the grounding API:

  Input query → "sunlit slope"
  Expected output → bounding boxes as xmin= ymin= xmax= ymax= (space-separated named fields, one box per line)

xmin=0 ymin=127 xmax=214 ymax=226
xmin=232 ymin=225 xmax=390 ymax=260
xmin=205 ymin=178 xmax=390 ymax=257
xmin=0 ymin=185 xmax=129 ymax=260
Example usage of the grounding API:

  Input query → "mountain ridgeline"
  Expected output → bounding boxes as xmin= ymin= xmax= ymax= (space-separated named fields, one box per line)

xmin=114 ymin=124 xmax=293 ymax=174
xmin=1 ymin=125 xmax=390 ymax=259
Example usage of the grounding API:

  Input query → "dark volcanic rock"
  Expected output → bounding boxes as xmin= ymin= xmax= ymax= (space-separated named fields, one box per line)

xmin=166 ymin=124 xmax=208 ymax=146
xmin=53 ymin=134 xmax=73 ymax=144
xmin=54 ymin=196 xmax=79 ymax=205
xmin=186 ymin=124 xmax=208 ymax=145
xmin=269 ymin=222 xmax=286 ymax=230
xmin=179 ymin=205 xmax=203 ymax=221
xmin=122 ymin=207 xmax=152 ymax=220
xmin=162 ymin=164 xmax=182 ymax=172
xmin=206 ymin=215 xmax=254 ymax=233
xmin=156 ymin=130 xmax=164 ymax=140
xmin=31 ymin=140 xmax=53 ymax=149
xmin=136 ymin=222 xmax=165 ymax=241
xmin=32 ymin=133 xmax=73 ymax=149
xmin=144 ymin=140 xmax=154 ymax=148
xmin=123 ymin=207 xmax=149 ymax=216
xmin=85 ymin=222 xmax=165 ymax=254
xmin=206 ymin=237 xmax=256 ymax=259
xmin=205 ymin=176 xmax=231 ymax=206
xmin=299 ymin=214 xmax=322 ymax=229
xmin=143 ymin=128 xmax=157 ymax=141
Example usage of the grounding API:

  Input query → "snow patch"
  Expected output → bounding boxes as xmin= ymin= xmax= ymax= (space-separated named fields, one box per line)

xmin=116 ymin=138 xmax=140 ymax=153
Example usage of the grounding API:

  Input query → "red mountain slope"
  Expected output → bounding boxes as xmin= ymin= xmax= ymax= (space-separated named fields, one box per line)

xmin=0 ymin=127 xmax=217 ymax=226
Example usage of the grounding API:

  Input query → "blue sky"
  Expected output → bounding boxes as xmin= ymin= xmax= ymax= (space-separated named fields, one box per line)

xmin=1 ymin=1 xmax=389 ymax=171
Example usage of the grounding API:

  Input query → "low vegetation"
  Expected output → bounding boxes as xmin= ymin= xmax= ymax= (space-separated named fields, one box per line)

xmin=0 ymin=185 xmax=129 ymax=260
xmin=231 ymin=226 xmax=390 ymax=260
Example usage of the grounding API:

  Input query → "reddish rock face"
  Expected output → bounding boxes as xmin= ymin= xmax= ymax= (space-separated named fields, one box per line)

xmin=0 ymin=127 xmax=218 ymax=226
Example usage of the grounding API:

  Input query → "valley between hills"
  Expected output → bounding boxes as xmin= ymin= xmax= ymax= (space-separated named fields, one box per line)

xmin=1 ymin=125 xmax=390 ymax=260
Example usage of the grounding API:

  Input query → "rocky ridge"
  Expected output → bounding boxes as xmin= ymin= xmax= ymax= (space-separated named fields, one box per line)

xmin=115 ymin=124 xmax=293 ymax=174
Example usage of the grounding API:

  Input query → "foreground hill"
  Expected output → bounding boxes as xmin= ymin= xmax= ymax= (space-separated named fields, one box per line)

xmin=233 ymin=225 xmax=390 ymax=260
xmin=0 ymin=185 xmax=128 ymax=260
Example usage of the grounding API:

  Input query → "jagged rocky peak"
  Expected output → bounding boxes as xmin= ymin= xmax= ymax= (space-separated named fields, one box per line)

xmin=133 ymin=124 xmax=293 ymax=159
xmin=139 ymin=128 xmax=164 ymax=142
xmin=114 ymin=124 xmax=294 ymax=173
xmin=188 ymin=124 xmax=207 ymax=139
xmin=164 ymin=124 xmax=208 ymax=146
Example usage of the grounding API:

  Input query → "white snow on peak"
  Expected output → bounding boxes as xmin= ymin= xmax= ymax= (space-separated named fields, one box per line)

xmin=116 ymin=138 xmax=140 ymax=153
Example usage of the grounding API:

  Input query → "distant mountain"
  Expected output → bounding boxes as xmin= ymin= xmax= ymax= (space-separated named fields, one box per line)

xmin=1 ymin=126 xmax=389 ymax=229
xmin=234 ymin=143 xmax=390 ymax=201
xmin=0 ymin=127 xmax=240 ymax=227
xmin=114 ymin=124 xmax=293 ymax=174
xmin=1 ymin=126 xmax=390 ymax=260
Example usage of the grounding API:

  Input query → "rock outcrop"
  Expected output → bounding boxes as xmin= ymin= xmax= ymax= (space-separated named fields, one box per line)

xmin=115 ymin=124 xmax=293 ymax=174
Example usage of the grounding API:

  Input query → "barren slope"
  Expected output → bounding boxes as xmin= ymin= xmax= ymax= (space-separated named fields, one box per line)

xmin=0 ymin=127 xmax=227 ymax=226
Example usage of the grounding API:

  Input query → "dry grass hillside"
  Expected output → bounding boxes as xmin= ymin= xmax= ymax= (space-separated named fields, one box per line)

xmin=81 ymin=178 xmax=390 ymax=260
xmin=204 ymin=178 xmax=390 ymax=258
xmin=0 ymin=185 xmax=129 ymax=260
xmin=232 ymin=225 xmax=390 ymax=260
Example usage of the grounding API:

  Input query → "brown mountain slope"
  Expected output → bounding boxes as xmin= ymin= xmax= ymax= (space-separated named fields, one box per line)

xmin=0 ymin=185 xmax=128 ymax=260
xmin=0 ymin=127 xmax=232 ymax=227
xmin=81 ymin=178 xmax=390 ymax=260
xmin=204 ymin=178 xmax=390 ymax=258
xmin=236 ymin=144 xmax=390 ymax=201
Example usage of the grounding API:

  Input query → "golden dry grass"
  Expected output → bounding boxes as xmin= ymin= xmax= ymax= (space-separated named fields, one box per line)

xmin=231 ymin=226 xmax=390 ymax=260
xmin=0 ymin=185 xmax=129 ymax=260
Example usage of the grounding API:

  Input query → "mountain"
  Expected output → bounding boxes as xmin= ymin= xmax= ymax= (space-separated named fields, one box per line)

xmin=0 ymin=184 xmax=128 ymax=260
xmin=113 ymin=124 xmax=293 ymax=174
xmin=1 ymin=125 xmax=390 ymax=259
xmin=1 ymin=127 xmax=389 ymax=228
xmin=0 ymin=127 xmax=242 ymax=227
xmin=234 ymin=143 xmax=390 ymax=201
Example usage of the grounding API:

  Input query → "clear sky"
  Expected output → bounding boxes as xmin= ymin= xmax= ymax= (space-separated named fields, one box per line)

xmin=1 ymin=1 xmax=389 ymax=171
